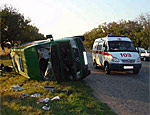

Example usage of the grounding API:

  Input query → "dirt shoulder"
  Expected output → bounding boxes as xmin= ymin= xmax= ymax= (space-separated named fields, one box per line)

xmin=84 ymin=52 xmax=150 ymax=115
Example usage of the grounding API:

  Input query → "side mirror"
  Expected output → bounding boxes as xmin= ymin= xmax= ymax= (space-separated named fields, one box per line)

xmin=46 ymin=34 xmax=53 ymax=38
xmin=103 ymin=47 xmax=105 ymax=52
xmin=46 ymin=34 xmax=53 ymax=41
xmin=103 ymin=43 xmax=105 ymax=47
xmin=104 ymin=46 xmax=108 ymax=52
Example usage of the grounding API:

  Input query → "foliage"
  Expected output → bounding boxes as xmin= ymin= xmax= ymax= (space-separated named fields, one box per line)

xmin=0 ymin=58 xmax=116 ymax=115
xmin=84 ymin=13 xmax=150 ymax=49
xmin=0 ymin=5 xmax=45 ymax=44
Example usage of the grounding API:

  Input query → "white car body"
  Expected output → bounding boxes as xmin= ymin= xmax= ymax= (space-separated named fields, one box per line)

xmin=139 ymin=48 xmax=150 ymax=61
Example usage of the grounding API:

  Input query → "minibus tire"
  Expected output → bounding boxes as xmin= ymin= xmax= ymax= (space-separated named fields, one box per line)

xmin=133 ymin=69 xmax=139 ymax=74
xmin=105 ymin=63 xmax=110 ymax=74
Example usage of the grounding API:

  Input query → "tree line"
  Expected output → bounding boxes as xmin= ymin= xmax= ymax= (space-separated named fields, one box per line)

xmin=0 ymin=6 xmax=45 ymax=46
xmin=0 ymin=6 xmax=150 ymax=49
xmin=84 ymin=13 xmax=150 ymax=50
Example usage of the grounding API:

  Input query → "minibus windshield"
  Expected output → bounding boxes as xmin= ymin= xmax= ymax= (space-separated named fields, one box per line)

xmin=108 ymin=41 xmax=136 ymax=52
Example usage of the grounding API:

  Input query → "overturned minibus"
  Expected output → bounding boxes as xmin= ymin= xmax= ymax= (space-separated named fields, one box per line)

xmin=10 ymin=36 xmax=90 ymax=82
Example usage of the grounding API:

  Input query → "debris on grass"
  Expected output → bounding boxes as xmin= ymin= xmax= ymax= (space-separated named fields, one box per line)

xmin=20 ymin=93 xmax=29 ymax=98
xmin=11 ymin=85 xmax=24 ymax=91
xmin=44 ymin=86 xmax=54 ymax=92
xmin=42 ymin=104 xmax=50 ymax=110
xmin=30 ymin=93 xmax=40 ymax=97
xmin=51 ymin=96 xmax=60 ymax=101
xmin=37 ymin=98 xmax=50 ymax=104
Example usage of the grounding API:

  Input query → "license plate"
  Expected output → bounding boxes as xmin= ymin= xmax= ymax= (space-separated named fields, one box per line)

xmin=123 ymin=66 xmax=133 ymax=69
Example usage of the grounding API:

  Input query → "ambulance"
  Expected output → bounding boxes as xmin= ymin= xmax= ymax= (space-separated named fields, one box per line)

xmin=92 ymin=35 xmax=142 ymax=74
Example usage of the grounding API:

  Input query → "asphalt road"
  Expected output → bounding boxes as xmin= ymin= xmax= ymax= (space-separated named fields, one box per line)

xmin=84 ymin=52 xmax=150 ymax=115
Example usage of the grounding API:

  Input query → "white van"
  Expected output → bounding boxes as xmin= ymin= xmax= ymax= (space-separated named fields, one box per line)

xmin=138 ymin=48 xmax=150 ymax=61
xmin=92 ymin=35 xmax=142 ymax=74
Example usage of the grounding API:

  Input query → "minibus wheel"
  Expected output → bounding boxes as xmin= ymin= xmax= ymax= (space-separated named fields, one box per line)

xmin=133 ymin=69 xmax=139 ymax=74
xmin=105 ymin=63 xmax=110 ymax=74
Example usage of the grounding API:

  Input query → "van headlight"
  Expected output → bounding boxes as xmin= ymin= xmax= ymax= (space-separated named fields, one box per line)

xmin=136 ymin=57 xmax=141 ymax=62
xmin=111 ymin=57 xmax=120 ymax=62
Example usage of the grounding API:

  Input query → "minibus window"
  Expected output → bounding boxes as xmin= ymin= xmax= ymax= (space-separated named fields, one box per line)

xmin=108 ymin=41 xmax=136 ymax=52
xmin=17 ymin=57 xmax=24 ymax=71
xmin=12 ymin=56 xmax=17 ymax=68
xmin=37 ymin=44 xmax=51 ymax=78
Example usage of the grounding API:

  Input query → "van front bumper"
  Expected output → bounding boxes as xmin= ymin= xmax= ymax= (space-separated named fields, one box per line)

xmin=109 ymin=63 xmax=142 ymax=71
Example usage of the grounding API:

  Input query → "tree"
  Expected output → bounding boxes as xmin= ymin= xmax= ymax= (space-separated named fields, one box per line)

xmin=83 ymin=13 xmax=150 ymax=49
xmin=0 ymin=5 xmax=45 ymax=44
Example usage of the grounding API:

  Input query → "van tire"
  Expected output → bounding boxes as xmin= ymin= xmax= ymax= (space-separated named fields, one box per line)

xmin=133 ymin=69 xmax=139 ymax=74
xmin=105 ymin=63 xmax=110 ymax=74
xmin=93 ymin=60 xmax=98 ymax=69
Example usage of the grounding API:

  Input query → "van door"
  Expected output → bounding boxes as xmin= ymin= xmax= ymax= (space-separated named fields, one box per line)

xmin=97 ymin=42 xmax=103 ymax=66
xmin=92 ymin=41 xmax=98 ymax=62
xmin=99 ymin=43 xmax=104 ymax=66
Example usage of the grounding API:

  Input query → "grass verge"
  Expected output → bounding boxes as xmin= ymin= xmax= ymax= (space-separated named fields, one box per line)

xmin=0 ymin=57 xmax=116 ymax=115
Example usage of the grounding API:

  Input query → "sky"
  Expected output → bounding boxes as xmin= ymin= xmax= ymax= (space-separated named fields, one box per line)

xmin=1 ymin=0 xmax=150 ymax=39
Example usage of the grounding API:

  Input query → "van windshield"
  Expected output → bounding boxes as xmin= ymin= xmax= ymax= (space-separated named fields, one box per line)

xmin=108 ymin=41 xmax=136 ymax=52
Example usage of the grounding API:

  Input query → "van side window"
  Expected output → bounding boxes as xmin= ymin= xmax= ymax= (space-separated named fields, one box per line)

xmin=93 ymin=41 xmax=98 ymax=49
xmin=97 ymin=44 xmax=102 ymax=51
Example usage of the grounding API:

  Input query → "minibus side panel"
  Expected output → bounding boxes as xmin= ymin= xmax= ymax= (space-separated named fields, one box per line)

xmin=24 ymin=47 xmax=42 ymax=80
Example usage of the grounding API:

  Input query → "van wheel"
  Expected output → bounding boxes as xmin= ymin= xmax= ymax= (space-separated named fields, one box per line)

xmin=105 ymin=63 xmax=110 ymax=74
xmin=133 ymin=69 xmax=139 ymax=74
xmin=93 ymin=60 xmax=98 ymax=69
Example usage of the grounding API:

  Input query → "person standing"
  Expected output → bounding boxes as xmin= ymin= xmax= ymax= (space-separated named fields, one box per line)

xmin=1 ymin=41 xmax=5 ymax=53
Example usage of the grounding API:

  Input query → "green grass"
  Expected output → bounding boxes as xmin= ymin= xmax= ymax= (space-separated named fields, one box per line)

xmin=0 ymin=58 xmax=116 ymax=115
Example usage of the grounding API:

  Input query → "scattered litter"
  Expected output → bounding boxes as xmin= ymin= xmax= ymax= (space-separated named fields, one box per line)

xmin=44 ymin=98 xmax=49 ymax=102
xmin=3 ymin=89 xmax=8 ymax=92
xmin=44 ymin=86 xmax=55 ymax=92
xmin=11 ymin=85 xmax=24 ymax=91
xmin=31 ymin=93 xmax=40 ymax=97
xmin=37 ymin=98 xmax=50 ymax=104
xmin=20 ymin=93 xmax=29 ymax=98
xmin=51 ymin=96 xmax=60 ymax=101
xmin=42 ymin=104 xmax=50 ymax=110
